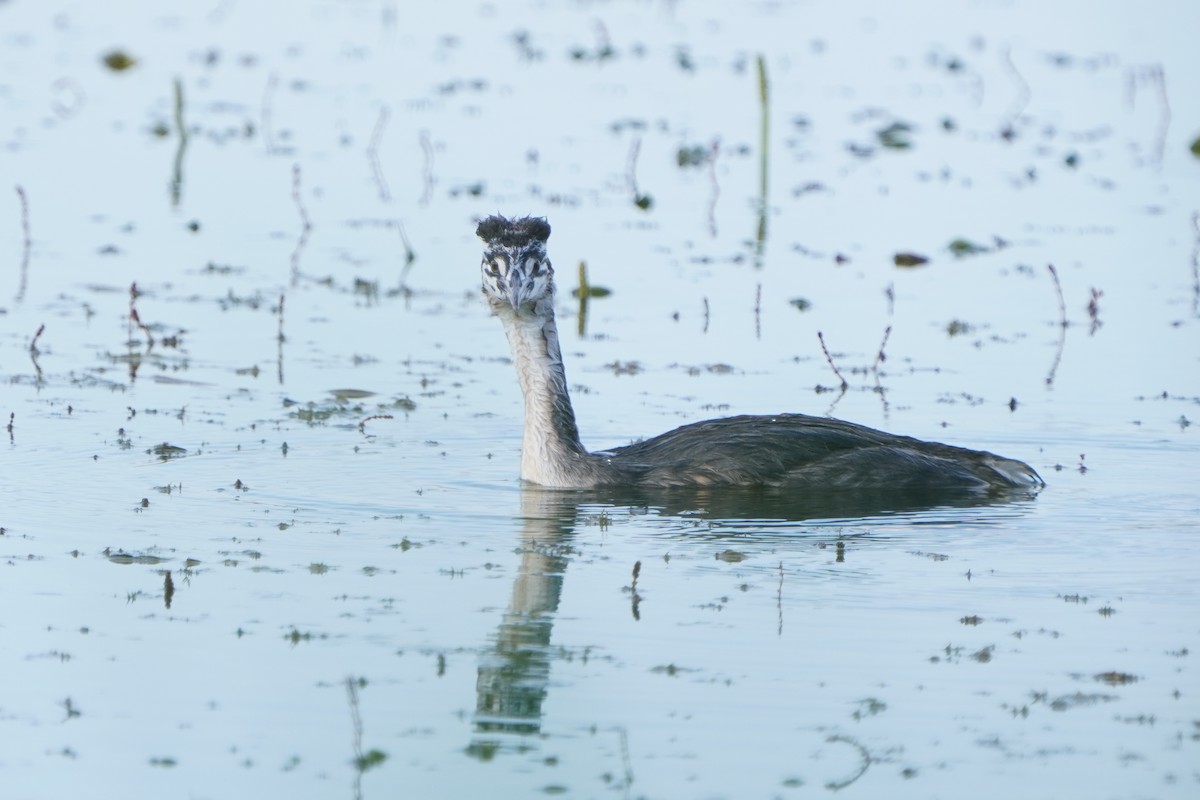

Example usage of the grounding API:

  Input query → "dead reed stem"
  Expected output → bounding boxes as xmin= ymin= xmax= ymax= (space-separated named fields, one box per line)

xmin=290 ymin=164 xmax=312 ymax=284
xmin=276 ymin=293 xmax=286 ymax=385
xmin=14 ymin=185 xmax=30 ymax=302
xmin=1126 ymin=64 xmax=1171 ymax=167
xmin=871 ymin=325 xmax=892 ymax=372
xmin=817 ymin=331 xmax=849 ymax=390
xmin=1191 ymin=211 xmax=1199 ymax=317
xmin=262 ymin=73 xmax=278 ymax=155
xmin=170 ymin=78 xmax=189 ymax=206
xmin=999 ymin=46 xmax=1030 ymax=137
xmin=419 ymin=130 xmax=434 ymax=205
xmin=755 ymin=54 xmax=769 ymax=260
xmin=292 ymin=163 xmax=312 ymax=232
xmin=129 ymin=282 xmax=155 ymax=348
xmin=29 ymin=323 xmax=45 ymax=353
xmin=706 ymin=138 xmax=720 ymax=237
xmin=367 ymin=107 xmax=391 ymax=202
xmin=1045 ymin=264 xmax=1067 ymax=387
xmin=754 ymin=282 xmax=762 ymax=340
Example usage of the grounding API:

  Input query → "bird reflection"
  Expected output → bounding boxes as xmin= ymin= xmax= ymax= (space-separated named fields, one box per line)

xmin=472 ymin=490 xmax=576 ymax=745
xmin=468 ymin=483 xmax=1038 ymax=756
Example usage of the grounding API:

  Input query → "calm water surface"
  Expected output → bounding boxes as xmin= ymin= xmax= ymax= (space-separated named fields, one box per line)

xmin=2 ymin=1 xmax=1197 ymax=798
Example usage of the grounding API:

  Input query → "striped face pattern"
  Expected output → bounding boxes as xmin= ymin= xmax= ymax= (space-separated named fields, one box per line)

xmin=476 ymin=215 xmax=555 ymax=312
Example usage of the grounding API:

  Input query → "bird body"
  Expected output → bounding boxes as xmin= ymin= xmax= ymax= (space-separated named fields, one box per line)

xmin=478 ymin=215 xmax=1044 ymax=493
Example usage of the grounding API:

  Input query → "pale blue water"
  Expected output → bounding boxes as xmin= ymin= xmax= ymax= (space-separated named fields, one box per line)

xmin=2 ymin=1 xmax=1197 ymax=798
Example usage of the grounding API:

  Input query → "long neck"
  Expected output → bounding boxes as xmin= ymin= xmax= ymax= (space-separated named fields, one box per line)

xmin=495 ymin=297 xmax=591 ymax=484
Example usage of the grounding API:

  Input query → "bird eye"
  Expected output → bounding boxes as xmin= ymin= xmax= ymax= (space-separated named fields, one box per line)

xmin=527 ymin=258 xmax=548 ymax=276
xmin=483 ymin=258 xmax=501 ymax=276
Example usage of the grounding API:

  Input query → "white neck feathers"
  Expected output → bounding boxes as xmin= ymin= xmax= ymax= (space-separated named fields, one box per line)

xmin=495 ymin=298 xmax=593 ymax=486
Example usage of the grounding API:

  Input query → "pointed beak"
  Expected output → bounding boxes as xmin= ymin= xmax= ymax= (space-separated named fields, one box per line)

xmin=504 ymin=266 xmax=525 ymax=311
xmin=501 ymin=263 xmax=530 ymax=311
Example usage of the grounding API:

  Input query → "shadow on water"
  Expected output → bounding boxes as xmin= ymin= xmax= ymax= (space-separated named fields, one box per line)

xmin=467 ymin=483 xmax=1040 ymax=756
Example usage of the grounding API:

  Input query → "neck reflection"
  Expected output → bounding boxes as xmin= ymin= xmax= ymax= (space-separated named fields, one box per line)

xmin=471 ymin=490 xmax=578 ymax=749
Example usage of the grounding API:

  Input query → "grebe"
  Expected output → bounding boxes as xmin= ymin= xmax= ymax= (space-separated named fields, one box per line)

xmin=478 ymin=214 xmax=1043 ymax=492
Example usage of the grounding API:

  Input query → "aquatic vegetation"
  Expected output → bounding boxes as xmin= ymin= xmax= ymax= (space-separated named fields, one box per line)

xmin=893 ymin=252 xmax=929 ymax=267
xmin=876 ymin=120 xmax=915 ymax=150
xmin=102 ymin=50 xmax=137 ymax=71
xmin=947 ymin=238 xmax=991 ymax=257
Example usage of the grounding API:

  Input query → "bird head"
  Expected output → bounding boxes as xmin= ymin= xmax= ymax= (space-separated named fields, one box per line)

xmin=476 ymin=215 xmax=554 ymax=313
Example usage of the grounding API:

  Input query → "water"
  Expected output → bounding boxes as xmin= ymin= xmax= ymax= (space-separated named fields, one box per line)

xmin=2 ymin=1 xmax=1197 ymax=797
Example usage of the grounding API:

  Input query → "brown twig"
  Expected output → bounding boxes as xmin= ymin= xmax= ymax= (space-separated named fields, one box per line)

xmin=130 ymin=308 xmax=154 ymax=347
xmin=1047 ymin=264 xmax=1067 ymax=328
xmin=129 ymin=282 xmax=155 ymax=348
xmin=28 ymin=324 xmax=44 ymax=385
xmin=357 ymin=414 xmax=394 ymax=434
xmin=29 ymin=323 xmax=45 ymax=354
xmin=817 ymin=331 xmax=849 ymax=389
xmin=870 ymin=324 xmax=894 ymax=419
xmin=871 ymin=325 xmax=892 ymax=372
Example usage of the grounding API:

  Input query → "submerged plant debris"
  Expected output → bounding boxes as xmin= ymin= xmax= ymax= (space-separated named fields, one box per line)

xmin=893 ymin=252 xmax=929 ymax=267
xmin=102 ymin=50 xmax=137 ymax=71
xmin=947 ymin=238 xmax=991 ymax=257
xmin=876 ymin=121 xmax=915 ymax=149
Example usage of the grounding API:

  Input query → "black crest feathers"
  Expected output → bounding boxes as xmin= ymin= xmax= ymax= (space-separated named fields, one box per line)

xmin=476 ymin=215 xmax=551 ymax=247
